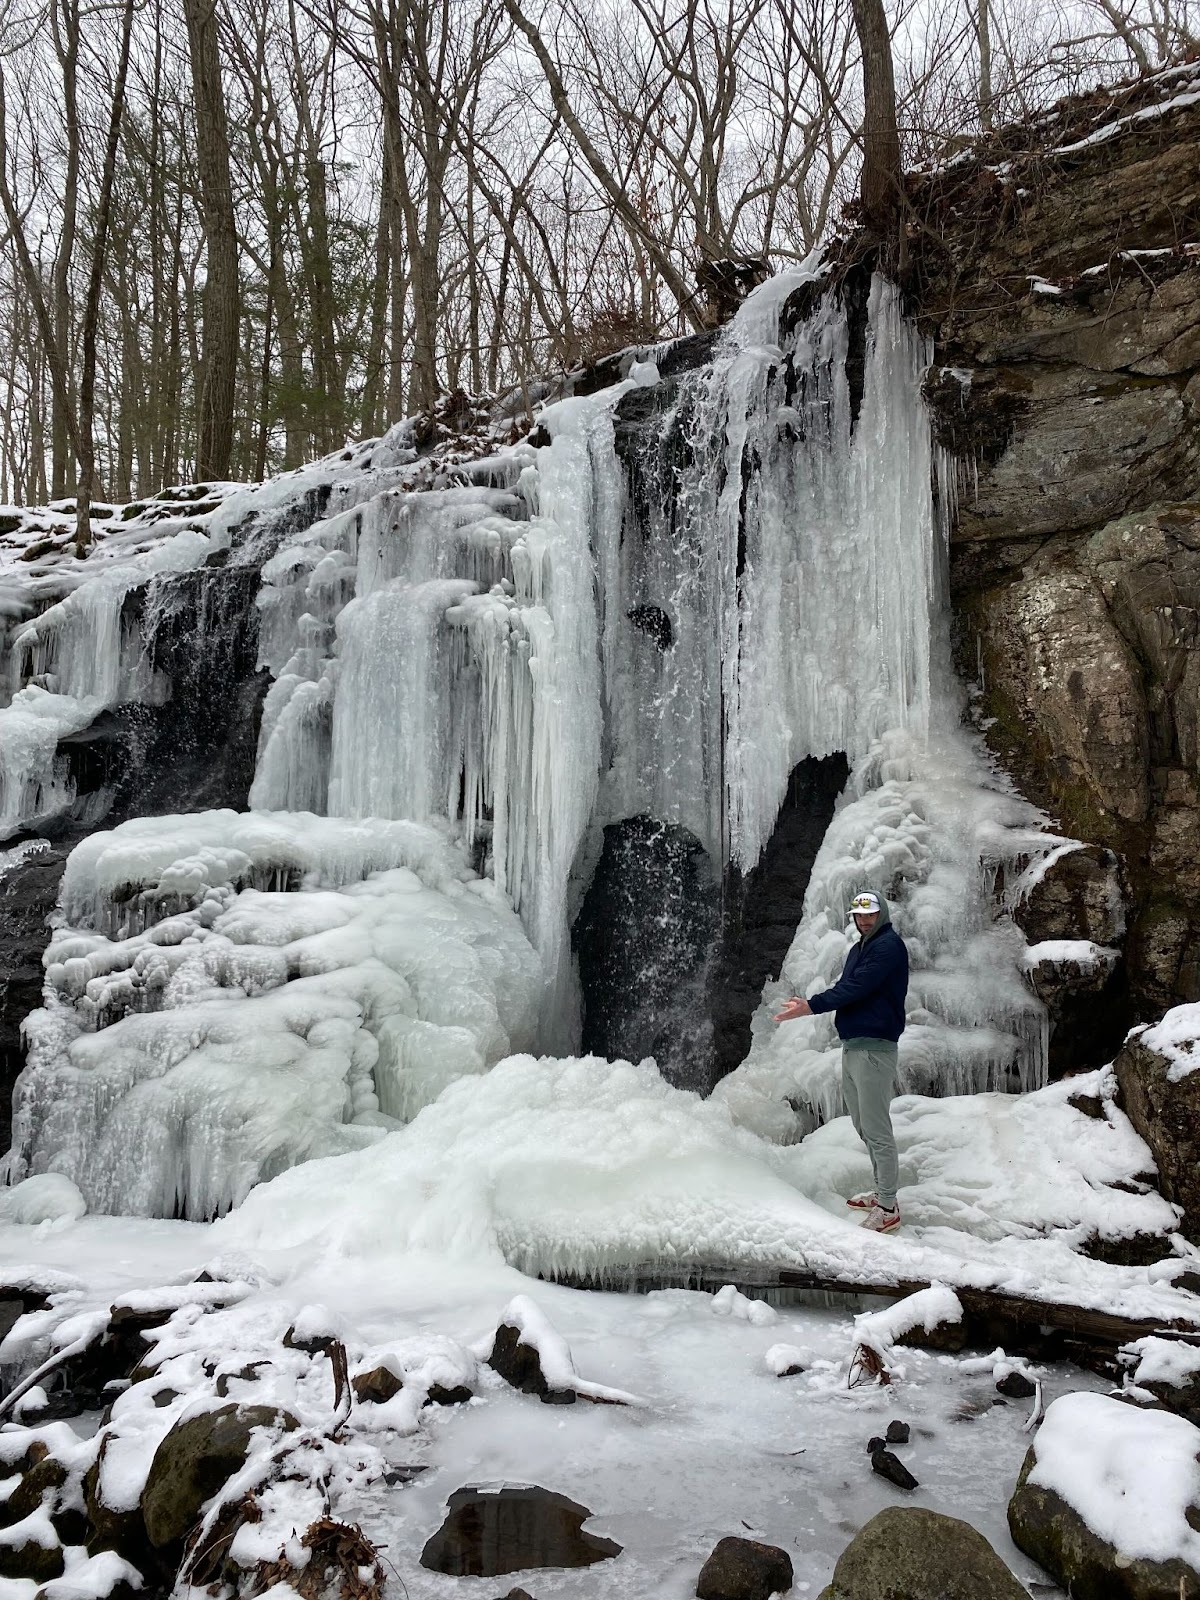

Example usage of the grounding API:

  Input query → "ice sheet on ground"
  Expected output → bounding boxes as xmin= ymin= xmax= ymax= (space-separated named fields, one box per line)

xmin=1028 ymin=1392 xmax=1200 ymax=1565
xmin=0 ymin=1220 xmax=1119 ymax=1600
xmin=6 ymin=812 xmax=540 ymax=1218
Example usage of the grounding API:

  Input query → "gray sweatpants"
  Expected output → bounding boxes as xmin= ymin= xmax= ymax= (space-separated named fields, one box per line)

xmin=841 ymin=1043 xmax=899 ymax=1211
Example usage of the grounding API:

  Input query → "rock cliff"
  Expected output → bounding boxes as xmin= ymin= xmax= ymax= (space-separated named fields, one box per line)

xmin=911 ymin=65 xmax=1200 ymax=1025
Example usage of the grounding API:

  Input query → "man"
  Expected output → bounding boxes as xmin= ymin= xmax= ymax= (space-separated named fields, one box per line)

xmin=774 ymin=890 xmax=908 ymax=1233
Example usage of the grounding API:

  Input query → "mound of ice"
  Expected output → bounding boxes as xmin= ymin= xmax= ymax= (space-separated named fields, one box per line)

xmin=0 ymin=1174 xmax=86 ymax=1225
xmin=6 ymin=813 xmax=540 ymax=1219
xmin=216 ymin=1052 xmax=850 ymax=1273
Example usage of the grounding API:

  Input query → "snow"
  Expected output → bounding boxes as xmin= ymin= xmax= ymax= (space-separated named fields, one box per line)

xmin=40 ymin=1551 xmax=144 ymax=1599
xmin=1020 ymin=939 xmax=1119 ymax=972
xmin=1027 ymin=1392 xmax=1200 ymax=1566
xmin=1138 ymin=1001 xmax=1200 ymax=1082
xmin=1120 ymin=1334 xmax=1200 ymax=1393
xmin=853 ymin=1284 xmax=963 ymax=1368
xmin=711 ymin=1284 xmax=778 ymax=1326
xmin=764 ymin=1341 xmax=815 ymax=1374
xmin=1054 ymin=81 xmax=1200 ymax=155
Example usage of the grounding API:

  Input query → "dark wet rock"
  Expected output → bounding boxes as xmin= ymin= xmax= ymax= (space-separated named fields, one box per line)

xmin=866 ymin=1436 xmax=886 ymax=1454
xmin=0 ymin=1526 xmax=64 ymax=1583
xmin=426 ymin=1383 xmax=473 ymax=1407
xmin=351 ymin=1365 xmax=403 ymax=1404
xmin=1009 ymin=1439 xmax=1200 ymax=1599
xmin=487 ymin=1323 xmax=575 ymax=1405
xmin=493 ymin=1590 xmax=537 ymax=1600
xmin=1 ymin=1455 xmax=67 ymax=1527
xmin=885 ymin=1420 xmax=910 ymax=1444
xmin=141 ymin=1402 xmax=299 ymax=1549
xmin=1114 ymin=1023 xmax=1200 ymax=1241
xmin=870 ymin=1447 xmax=919 ymax=1491
xmin=710 ymin=755 xmax=848 ymax=1084
xmin=0 ymin=844 xmax=70 ymax=1146
xmin=996 ymin=1371 xmax=1037 ymax=1400
xmin=419 ymin=1484 xmax=621 ymax=1577
xmin=574 ymin=814 xmax=721 ymax=1091
xmin=817 ymin=1506 xmax=1028 ymax=1599
xmin=695 ymin=1533 xmax=794 ymax=1600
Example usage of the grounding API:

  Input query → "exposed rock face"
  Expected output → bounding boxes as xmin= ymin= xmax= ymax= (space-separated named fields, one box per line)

xmin=1008 ymin=1440 xmax=1199 ymax=1600
xmin=419 ymin=1485 xmax=621 ymax=1577
xmin=817 ymin=1506 xmax=1027 ymax=1600
xmin=695 ymin=1534 xmax=794 ymax=1600
xmin=912 ymin=77 xmax=1200 ymax=1032
xmin=1113 ymin=1019 xmax=1200 ymax=1240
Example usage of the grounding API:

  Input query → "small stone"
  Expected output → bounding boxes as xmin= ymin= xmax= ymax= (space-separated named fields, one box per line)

xmin=425 ymin=1383 xmax=473 ymax=1407
xmin=866 ymin=1436 xmax=886 ymax=1454
xmin=885 ymin=1420 xmax=910 ymax=1444
xmin=352 ymin=1366 xmax=403 ymax=1404
xmin=871 ymin=1447 xmax=919 ymax=1491
xmin=996 ymin=1372 xmax=1037 ymax=1399
xmin=695 ymin=1534 xmax=794 ymax=1600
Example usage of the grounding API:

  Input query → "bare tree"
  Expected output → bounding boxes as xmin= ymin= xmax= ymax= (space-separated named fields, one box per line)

xmin=183 ymin=0 xmax=238 ymax=480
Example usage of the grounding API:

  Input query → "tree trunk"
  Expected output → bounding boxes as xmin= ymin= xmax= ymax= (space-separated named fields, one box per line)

xmin=850 ymin=0 xmax=902 ymax=251
xmin=183 ymin=0 xmax=239 ymax=481
xmin=977 ymin=0 xmax=994 ymax=134
xmin=75 ymin=0 xmax=135 ymax=554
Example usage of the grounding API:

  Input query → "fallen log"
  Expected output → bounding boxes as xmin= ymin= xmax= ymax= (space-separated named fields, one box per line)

xmin=548 ymin=1263 xmax=1200 ymax=1375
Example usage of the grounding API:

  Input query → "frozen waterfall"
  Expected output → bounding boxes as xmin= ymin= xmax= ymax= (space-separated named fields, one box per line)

xmin=0 ymin=267 xmax=1078 ymax=1217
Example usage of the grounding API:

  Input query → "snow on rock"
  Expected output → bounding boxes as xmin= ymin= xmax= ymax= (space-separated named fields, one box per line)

xmin=1023 ymin=1391 xmax=1200 ymax=1567
xmin=764 ymin=1341 xmax=815 ymax=1375
xmin=0 ymin=1175 xmax=85 ymax=1225
xmin=854 ymin=1284 xmax=963 ymax=1367
xmin=1137 ymin=1001 xmax=1200 ymax=1082
xmin=5 ymin=813 xmax=540 ymax=1218
xmin=1020 ymin=939 xmax=1119 ymax=973
xmin=38 ymin=1550 xmax=145 ymax=1600
xmin=711 ymin=1284 xmax=778 ymax=1326
xmin=479 ymin=1293 xmax=640 ymax=1403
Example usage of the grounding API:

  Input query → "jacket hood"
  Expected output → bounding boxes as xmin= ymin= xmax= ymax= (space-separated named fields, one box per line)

xmin=855 ymin=893 xmax=892 ymax=942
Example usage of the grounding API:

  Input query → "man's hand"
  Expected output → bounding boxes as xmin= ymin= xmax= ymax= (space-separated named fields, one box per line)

xmin=773 ymin=996 xmax=812 ymax=1022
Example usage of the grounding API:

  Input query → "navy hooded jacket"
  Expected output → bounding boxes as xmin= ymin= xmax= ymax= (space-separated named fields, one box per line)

xmin=807 ymin=900 xmax=908 ymax=1043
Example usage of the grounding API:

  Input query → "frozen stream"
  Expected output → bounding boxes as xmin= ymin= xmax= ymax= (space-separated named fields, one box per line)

xmin=0 ymin=1220 xmax=1100 ymax=1598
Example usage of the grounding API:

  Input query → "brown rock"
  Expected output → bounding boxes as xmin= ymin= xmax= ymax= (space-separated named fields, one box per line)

xmin=695 ymin=1534 xmax=793 ymax=1599
xmin=141 ymin=1402 xmax=299 ymax=1549
xmin=351 ymin=1365 xmax=403 ymax=1404
xmin=1113 ymin=1023 xmax=1200 ymax=1239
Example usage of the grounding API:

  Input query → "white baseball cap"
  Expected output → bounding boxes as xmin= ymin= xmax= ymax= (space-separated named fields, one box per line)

xmin=849 ymin=892 xmax=881 ymax=914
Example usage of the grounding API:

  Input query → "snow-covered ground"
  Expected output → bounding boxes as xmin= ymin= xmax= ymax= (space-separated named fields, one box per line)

xmin=0 ymin=1213 xmax=1114 ymax=1599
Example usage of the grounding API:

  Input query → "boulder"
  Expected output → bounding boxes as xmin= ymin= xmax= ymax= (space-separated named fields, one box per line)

xmin=0 ymin=1521 xmax=64 ymax=1583
xmin=141 ymin=1402 xmax=298 ymax=1549
xmin=1113 ymin=1012 xmax=1200 ymax=1239
xmin=817 ymin=1507 xmax=1027 ymax=1600
xmin=695 ymin=1534 xmax=793 ymax=1599
xmin=1008 ymin=1392 xmax=1200 ymax=1600
xmin=420 ymin=1485 xmax=621 ymax=1577
xmin=487 ymin=1323 xmax=575 ymax=1405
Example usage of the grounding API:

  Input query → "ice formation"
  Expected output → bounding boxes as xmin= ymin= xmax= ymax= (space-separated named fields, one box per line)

xmin=1 ymin=263 xmax=1087 ymax=1217
xmin=5 ymin=812 xmax=539 ymax=1217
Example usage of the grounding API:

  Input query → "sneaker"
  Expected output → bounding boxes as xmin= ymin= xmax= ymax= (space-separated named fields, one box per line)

xmin=846 ymin=1191 xmax=877 ymax=1210
xmin=861 ymin=1205 xmax=901 ymax=1233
